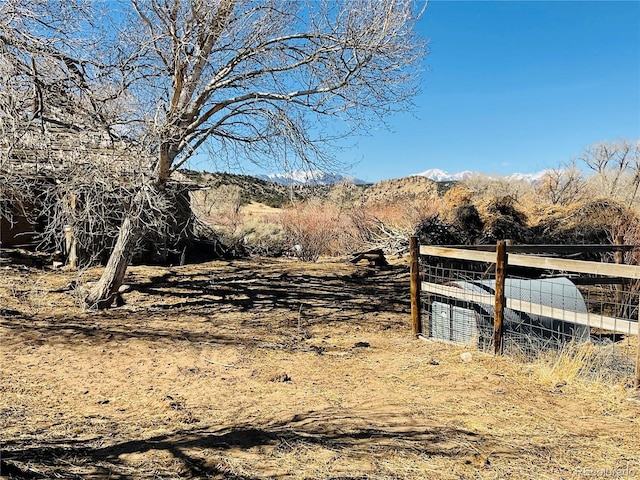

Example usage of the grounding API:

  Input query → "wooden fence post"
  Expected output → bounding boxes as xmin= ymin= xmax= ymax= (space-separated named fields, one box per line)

xmin=636 ymin=303 xmax=640 ymax=389
xmin=493 ymin=240 xmax=507 ymax=355
xmin=410 ymin=236 xmax=422 ymax=336
xmin=63 ymin=225 xmax=77 ymax=269
xmin=63 ymin=194 xmax=77 ymax=269
xmin=615 ymin=236 xmax=637 ymax=386
xmin=614 ymin=235 xmax=627 ymax=318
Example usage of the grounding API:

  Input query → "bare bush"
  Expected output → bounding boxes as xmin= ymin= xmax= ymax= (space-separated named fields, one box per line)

xmin=442 ymin=184 xmax=473 ymax=212
xmin=191 ymin=184 xmax=245 ymax=249
xmin=240 ymin=217 xmax=287 ymax=257
xmin=278 ymin=193 xmax=441 ymax=261
xmin=580 ymin=139 xmax=640 ymax=207
xmin=537 ymin=163 xmax=589 ymax=206
xmin=349 ymin=195 xmax=443 ymax=254
xmin=367 ymin=195 xmax=442 ymax=232
xmin=462 ymin=174 xmax=535 ymax=203
xmin=280 ymin=200 xmax=343 ymax=262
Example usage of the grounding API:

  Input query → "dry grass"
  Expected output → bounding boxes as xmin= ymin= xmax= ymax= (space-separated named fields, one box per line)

xmin=1 ymin=257 xmax=639 ymax=479
xmin=531 ymin=340 xmax=638 ymax=386
xmin=241 ymin=202 xmax=282 ymax=221
xmin=364 ymin=195 xmax=443 ymax=233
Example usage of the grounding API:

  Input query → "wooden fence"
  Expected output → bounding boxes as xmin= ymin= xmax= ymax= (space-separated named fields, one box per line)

xmin=409 ymin=237 xmax=640 ymax=388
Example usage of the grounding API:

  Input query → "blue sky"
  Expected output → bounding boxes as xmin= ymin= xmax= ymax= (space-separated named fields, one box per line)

xmin=342 ymin=0 xmax=640 ymax=183
xmin=189 ymin=0 xmax=639 ymax=183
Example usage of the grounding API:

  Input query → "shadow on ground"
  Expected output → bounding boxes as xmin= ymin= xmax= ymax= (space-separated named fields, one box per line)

xmin=0 ymin=261 xmax=411 ymax=347
xmin=130 ymin=262 xmax=410 ymax=315
xmin=1 ymin=408 xmax=518 ymax=479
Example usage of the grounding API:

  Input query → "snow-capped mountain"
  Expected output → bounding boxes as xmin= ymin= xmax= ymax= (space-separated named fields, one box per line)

xmin=414 ymin=169 xmax=477 ymax=182
xmin=257 ymin=169 xmax=367 ymax=186
xmin=257 ymin=167 xmax=550 ymax=186
xmin=415 ymin=168 xmax=550 ymax=184
xmin=505 ymin=170 xmax=551 ymax=183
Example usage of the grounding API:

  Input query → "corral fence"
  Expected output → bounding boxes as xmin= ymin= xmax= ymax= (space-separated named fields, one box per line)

xmin=409 ymin=236 xmax=640 ymax=387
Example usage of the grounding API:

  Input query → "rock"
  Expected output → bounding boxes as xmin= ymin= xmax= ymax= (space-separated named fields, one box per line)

xmin=460 ymin=352 xmax=473 ymax=362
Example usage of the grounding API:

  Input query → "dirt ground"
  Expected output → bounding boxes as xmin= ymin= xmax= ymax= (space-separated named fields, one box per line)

xmin=1 ymin=256 xmax=639 ymax=479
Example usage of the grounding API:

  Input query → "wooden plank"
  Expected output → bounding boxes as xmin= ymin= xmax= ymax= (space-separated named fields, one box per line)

xmin=419 ymin=245 xmax=496 ymax=263
xmin=421 ymin=281 xmax=638 ymax=335
xmin=410 ymin=236 xmax=422 ymax=336
xmin=565 ymin=276 xmax=626 ymax=285
xmin=422 ymin=282 xmax=495 ymax=305
xmin=494 ymin=241 xmax=507 ymax=355
xmin=420 ymin=245 xmax=640 ymax=278
xmin=350 ymin=249 xmax=386 ymax=264
xmin=505 ymin=298 xmax=637 ymax=335
xmin=508 ymin=253 xmax=640 ymax=280
xmin=437 ymin=244 xmax=637 ymax=254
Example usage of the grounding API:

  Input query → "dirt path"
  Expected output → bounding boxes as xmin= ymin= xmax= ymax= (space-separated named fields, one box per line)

xmin=1 ymin=258 xmax=639 ymax=479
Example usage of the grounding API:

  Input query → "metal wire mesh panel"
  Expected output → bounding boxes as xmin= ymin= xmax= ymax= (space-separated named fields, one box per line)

xmin=421 ymin=258 xmax=496 ymax=349
xmin=431 ymin=301 xmax=482 ymax=344
xmin=419 ymin=251 xmax=639 ymax=382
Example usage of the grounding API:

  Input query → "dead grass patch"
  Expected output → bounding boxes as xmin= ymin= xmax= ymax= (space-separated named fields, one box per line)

xmin=1 ymin=258 xmax=639 ymax=479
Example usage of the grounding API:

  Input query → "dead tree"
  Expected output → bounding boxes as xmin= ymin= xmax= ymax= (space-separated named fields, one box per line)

xmin=2 ymin=0 xmax=428 ymax=308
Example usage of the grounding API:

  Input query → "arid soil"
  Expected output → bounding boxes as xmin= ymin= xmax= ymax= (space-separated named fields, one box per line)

xmin=1 ymin=257 xmax=639 ymax=479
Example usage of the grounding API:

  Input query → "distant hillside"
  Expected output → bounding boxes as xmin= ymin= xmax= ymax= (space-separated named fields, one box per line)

xmin=362 ymin=175 xmax=439 ymax=204
xmin=179 ymin=170 xmax=370 ymax=207
xmin=179 ymin=168 xmax=552 ymax=205
xmin=179 ymin=170 xmax=446 ymax=208
xmin=179 ymin=170 xmax=292 ymax=207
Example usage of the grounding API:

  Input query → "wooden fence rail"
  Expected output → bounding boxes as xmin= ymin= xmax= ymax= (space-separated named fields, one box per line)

xmin=409 ymin=237 xmax=640 ymax=388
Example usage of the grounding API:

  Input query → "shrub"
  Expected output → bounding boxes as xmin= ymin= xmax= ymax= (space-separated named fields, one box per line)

xmin=442 ymin=184 xmax=473 ymax=212
xmin=365 ymin=195 xmax=442 ymax=233
xmin=449 ymin=204 xmax=484 ymax=244
xmin=280 ymin=200 xmax=344 ymax=261
xmin=414 ymin=215 xmax=461 ymax=246
xmin=241 ymin=218 xmax=287 ymax=257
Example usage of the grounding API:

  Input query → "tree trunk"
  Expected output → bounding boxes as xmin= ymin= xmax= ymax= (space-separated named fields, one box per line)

xmin=85 ymin=143 xmax=173 ymax=309
xmin=85 ymin=212 xmax=142 ymax=309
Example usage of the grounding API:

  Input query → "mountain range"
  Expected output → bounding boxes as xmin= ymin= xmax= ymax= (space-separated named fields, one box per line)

xmin=415 ymin=168 xmax=551 ymax=183
xmin=256 ymin=170 xmax=368 ymax=186
xmin=258 ymin=168 xmax=551 ymax=186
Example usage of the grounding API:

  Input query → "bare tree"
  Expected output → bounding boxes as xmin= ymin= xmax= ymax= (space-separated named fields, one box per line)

xmin=580 ymin=139 xmax=640 ymax=204
xmin=461 ymin=174 xmax=535 ymax=203
xmin=1 ymin=0 xmax=427 ymax=307
xmin=537 ymin=161 xmax=588 ymax=206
